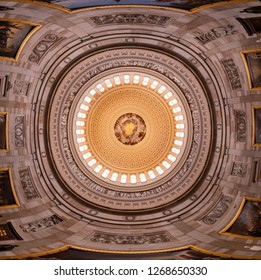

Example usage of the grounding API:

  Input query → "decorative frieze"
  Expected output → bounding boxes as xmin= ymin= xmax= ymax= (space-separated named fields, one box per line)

xmin=90 ymin=14 xmax=170 ymax=26
xmin=19 ymin=167 xmax=40 ymax=200
xmin=29 ymin=34 xmax=62 ymax=63
xmin=15 ymin=116 xmax=25 ymax=148
xmin=20 ymin=214 xmax=63 ymax=233
xmin=221 ymin=59 xmax=242 ymax=90
xmin=202 ymin=195 xmax=232 ymax=225
xmin=194 ymin=25 xmax=237 ymax=44
xmin=13 ymin=81 xmax=30 ymax=96
xmin=235 ymin=111 xmax=246 ymax=142
xmin=231 ymin=162 xmax=247 ymax=177
xmin=91 ymin=232 xmax=170 ymax=245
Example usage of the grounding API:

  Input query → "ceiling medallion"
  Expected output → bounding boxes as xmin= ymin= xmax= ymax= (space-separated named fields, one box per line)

xmin=114 ymin=113 xmax=147 ymax=146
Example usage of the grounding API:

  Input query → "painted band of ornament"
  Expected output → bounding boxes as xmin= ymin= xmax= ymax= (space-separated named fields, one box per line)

xmin=59 ymin=63 xmax=202 ymax=197
xmin=29 ymin=33 xmax=62 ymax=63
xmin=202 ymin=195 xmax=233 ymax=225
xmin=90 ymin=14 xmax=170 ymax=26
xmin=90 ymin=232 xmax=170 ymax=245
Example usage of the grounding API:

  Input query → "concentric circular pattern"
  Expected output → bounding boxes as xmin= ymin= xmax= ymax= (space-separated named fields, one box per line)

xmin=114 ymin=113 xmax=146 ymax=146
xmin=48 ymin=47 xmax=212 ymax=210
xmin=72 ymin=71 xmax=188 ymax=187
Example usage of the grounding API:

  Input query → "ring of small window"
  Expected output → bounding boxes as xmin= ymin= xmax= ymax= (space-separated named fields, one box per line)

xmin=73 ymin=73 xmax=187 ymax=185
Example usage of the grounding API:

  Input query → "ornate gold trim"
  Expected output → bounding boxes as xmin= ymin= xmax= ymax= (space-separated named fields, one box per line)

xmin=5 ymin=0 xmax=256 ymax=14
xmin=0 ymin=167 xmax=20 ymax=209
xmin=0 ymin=18 xmax=41 ymax=61
xmin=0 ymin=112 xmax=8 ymax=152
xmin=0 ymin=244 xmax=260 ymax=260
xmin=252 ymin=106 xmax=261 ymax=146
xmin=220 ymin=197 xmax=261 ymax=239
xmin=240 ymin=49 xmax=261 ymax=91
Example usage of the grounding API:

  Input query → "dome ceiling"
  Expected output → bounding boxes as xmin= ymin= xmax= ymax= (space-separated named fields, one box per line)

xmin=0 ymin=0 xmax=261 ymax=259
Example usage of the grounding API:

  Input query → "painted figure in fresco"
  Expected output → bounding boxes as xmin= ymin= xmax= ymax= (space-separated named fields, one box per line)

xmin=0 ymin=22 xmax=22 ymax=51
xmin=229 ymin=201 xmax=261 ymax=237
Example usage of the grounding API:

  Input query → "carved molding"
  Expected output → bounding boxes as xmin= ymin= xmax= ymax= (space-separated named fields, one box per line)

xmin=20 ymin=214 xmax=63 ymax=233
xmin=194 ymin=25 xmax=237 ymax=44
xmin=90 ymin=232 xmax=170 ymax=245
xmin=15 ymin=116 xmax=25 ymax=148
xmin=202 ymin=195 xmax=233 ymax=225
xmin=90 ymin=14 xmax=170 ymax=26
xmin=221 ymin=59 xmax=242 ymax=90
xmin=231 ymin=162 xmax=247 ymax=177
xmin=19 ymin=167 xmax=40 ymax=200
xmin=29 ymin=34 xmax=62 ymax=63
xmin=235 ymin=110 xmax=246 ymax=142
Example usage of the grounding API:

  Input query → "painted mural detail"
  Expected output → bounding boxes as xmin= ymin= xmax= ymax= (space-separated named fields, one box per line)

xmin=13 ymin=81 xmax=30 ymax=96
xmin=235 ymin=110 xmax=246 ymax=142
xmin=194 ymin=25 xmax=237 ymax=44
xmin=114 ymin=113 xmax=146 ymax=145
xmin=19 ymin=167 xmax=40 ymax=200
xmin=0 ymin=169 xmax=18 ymax=208
xmin=202 ymin=195 xmax=232 ymax=225
xmin=15 ymin=116 xmax=25 ymax=148
xmin=91 ymin=232 xmax=170 ymax=244
xmin=0 ymin=20 xmax=36 ymax=60
xmin=20 ymin=214 xmax=63 ymax=233
xmin=90 ymin=14 xmax=170 ymax=26
xmin=0 ymin=113 xmax=7 ymax=151
xmin=221 ymin=59 xmax=242 ymax=90
xmin=226 ymin=199 xmax=261 ymax=237
xmin=29 ymin=33 xmax=62 ymax=63
xmin=231 ymin=162 xmax=247 ymax=177
xmin=243 ymin=51 xmax=261 ymax=90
